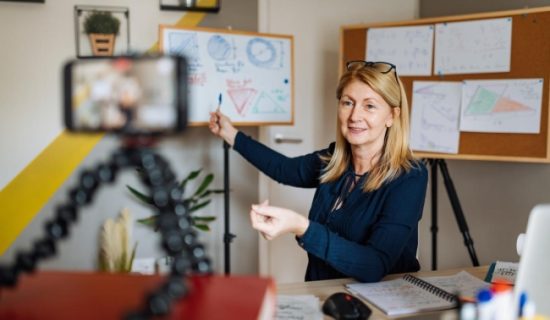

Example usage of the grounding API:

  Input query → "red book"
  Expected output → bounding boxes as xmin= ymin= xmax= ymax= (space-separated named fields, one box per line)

xmin=0 ymin=271 xmax=276 ymax=320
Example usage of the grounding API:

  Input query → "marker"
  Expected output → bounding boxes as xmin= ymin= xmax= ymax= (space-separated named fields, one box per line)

xmin=217 ymin=93 xmax=222 ymax=112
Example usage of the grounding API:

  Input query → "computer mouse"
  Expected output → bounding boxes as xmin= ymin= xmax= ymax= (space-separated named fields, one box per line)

xmin=322 ymin=292 xmax=372 ymax=320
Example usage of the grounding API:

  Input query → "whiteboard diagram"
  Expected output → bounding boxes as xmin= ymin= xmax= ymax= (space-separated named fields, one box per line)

xmin=167 ymin=32 xmax=202 ymax=71
xmin=460 ymin=79 xmax=543 ymax=133
xmin=160 ymin=26 xmax=294 ymax=125
xmin=410 ymin=81 xmax=462 ymax=154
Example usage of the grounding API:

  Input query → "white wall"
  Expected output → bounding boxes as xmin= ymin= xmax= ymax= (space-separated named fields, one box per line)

xmin=0 ymin=0 xmax=260 ymax=275
xmin=0 ymin=0 xmax=180 ymax=188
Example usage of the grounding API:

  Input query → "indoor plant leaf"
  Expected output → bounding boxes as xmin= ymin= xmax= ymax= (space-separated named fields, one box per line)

xmin=180 ymin=168 xmax=203 ymax=191
xmin=198 ymin=188 xmax=225 ymax=199
xmin=126 ymin=185 xmax=154 ymax=206
xmin=194 ymin=224 xmax=210 ymax=231
xmin=193 ymin=174 xmax=214 ymax=197
xmin=189 ymin=200 xmax=211 ymax=213
xmin=137 ymin=216 xmax=157 ymax=228
xmin=192 ymin=216 xmax=216 ymax=222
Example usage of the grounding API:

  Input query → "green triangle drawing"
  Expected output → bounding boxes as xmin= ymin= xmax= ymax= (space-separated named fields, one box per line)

xmin=252 ymin=92 xmax=285 ymax=114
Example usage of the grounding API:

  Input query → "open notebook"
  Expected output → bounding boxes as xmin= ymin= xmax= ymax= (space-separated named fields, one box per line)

xmin=346 ymin=271 xmax=489 ymax=316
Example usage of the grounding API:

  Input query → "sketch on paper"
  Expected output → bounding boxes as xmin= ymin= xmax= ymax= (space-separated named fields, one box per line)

xmin=366 ymin=25 xmax=434 ymax=76
xmin=410 ymin=81 xmax=462 ymax=154
xmin=460 ymin=79 xmax=543 ymax=133
xmin=161 ymin=27 xmax=292 ymax=124
xmin=434 ymin=18 xmax=512 ymax=75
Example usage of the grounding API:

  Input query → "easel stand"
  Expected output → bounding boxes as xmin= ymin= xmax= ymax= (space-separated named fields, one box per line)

xmin=429 ymin=159 xmax=480 ymax=270
xmin=223 ymin=141 xmax=236 ymax=275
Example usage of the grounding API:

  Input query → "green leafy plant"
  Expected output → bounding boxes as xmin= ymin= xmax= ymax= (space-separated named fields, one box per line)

xmin=83 ymin=11 xmax=121 ymax=35
xmin=127 ymin=169 xmax=223 ymax=232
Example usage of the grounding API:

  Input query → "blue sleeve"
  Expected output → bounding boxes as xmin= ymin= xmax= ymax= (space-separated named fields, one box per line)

xmin=297 ymin=165 xmax=428 ymax=282
xmin=233 ymin=131 xmax=332 ymax=188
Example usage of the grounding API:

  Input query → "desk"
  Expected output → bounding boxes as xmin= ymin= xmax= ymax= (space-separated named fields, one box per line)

xmin=277 ymin=266 xmax=489 ymax=319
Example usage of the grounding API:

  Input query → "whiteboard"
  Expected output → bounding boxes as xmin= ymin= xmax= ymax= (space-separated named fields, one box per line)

xmin=159 ymin=25 xmax=294 ymax=126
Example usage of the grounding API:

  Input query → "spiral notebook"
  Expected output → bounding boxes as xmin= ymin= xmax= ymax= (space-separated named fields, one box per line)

xmin=346 ymin=271 xmax=489 ymax=316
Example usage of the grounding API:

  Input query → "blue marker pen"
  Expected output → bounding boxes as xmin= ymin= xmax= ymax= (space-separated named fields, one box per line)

xmin=519 ymin=291 xmax=528 ymax=317
xmin=217 ymin=93 xmax=222 ymax=111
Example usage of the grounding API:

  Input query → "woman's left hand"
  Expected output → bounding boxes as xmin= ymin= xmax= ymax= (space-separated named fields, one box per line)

xmin=249 ymin=201 xmax=310 ymax=240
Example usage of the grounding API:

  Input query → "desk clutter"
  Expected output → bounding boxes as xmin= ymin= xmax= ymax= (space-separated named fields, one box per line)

xmin=346 ymin=271 xmax=488 ymax=316
xmin=485 ymin=261 xmax=519 ymax=284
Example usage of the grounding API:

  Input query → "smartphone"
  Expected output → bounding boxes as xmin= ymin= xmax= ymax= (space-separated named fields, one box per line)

xmin=63 ymin=55 xmax=188 ymax=134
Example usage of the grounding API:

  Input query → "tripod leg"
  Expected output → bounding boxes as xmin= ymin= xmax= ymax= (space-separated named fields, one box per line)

xmin=430 ymin=159 xmax=438 ymax=271
xmin=438 ymin=160 xmax=480 ymax=266
xmin=223 ymin=141 xmax=236 ymax=275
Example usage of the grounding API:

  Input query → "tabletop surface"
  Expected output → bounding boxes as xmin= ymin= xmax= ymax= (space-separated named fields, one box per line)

xmin=277 ymin=265 xmax=489 ymax=319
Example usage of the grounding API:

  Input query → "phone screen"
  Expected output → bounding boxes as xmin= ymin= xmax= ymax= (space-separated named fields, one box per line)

xmin=64 ymin=56 xmax=186 ymax=134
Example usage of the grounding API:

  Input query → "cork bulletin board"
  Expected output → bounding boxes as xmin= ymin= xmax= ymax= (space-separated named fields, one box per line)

xmin=340 ymin=7 xmax=550 ymax=162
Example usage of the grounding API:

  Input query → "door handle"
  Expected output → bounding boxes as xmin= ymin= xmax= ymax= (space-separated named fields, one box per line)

xmin=274 ymin=133 xmax=302 ymax=144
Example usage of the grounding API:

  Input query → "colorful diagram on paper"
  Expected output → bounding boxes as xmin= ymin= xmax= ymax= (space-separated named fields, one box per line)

xmin=460 ymin=79 xmax=543 ymax=134
xmin=464 ymin=86 xmax=533 ymax=116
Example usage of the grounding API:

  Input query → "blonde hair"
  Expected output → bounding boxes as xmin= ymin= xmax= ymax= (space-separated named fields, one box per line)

xmin=319 ymin=63 xmax=415 ymax=192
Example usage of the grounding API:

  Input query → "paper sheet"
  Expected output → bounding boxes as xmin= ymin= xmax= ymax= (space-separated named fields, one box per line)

xmin=420 ymin=271 xmax=490 ymax=299
xmin=460 ymin=79 xmax=543 ymax=133
xmin=410 ymin=81 xmax=462 ymax=154
xmin=434 ymin=17 xmax=512 ymax=75
xmin=276 ymin=295 xmax=323 ymax=320
xmin=366 ymin=25 xmax=434 ymax=76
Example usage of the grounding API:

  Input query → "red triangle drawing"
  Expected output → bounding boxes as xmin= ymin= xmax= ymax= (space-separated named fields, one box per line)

xmin=493 ymin=96 xmax=531 ymax=112
xmin=228 ymin=88 xmax=257 ymax=116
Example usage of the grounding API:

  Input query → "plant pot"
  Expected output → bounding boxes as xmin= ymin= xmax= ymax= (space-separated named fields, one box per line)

xmin=89 ymin=33 xmax=116 ymax=56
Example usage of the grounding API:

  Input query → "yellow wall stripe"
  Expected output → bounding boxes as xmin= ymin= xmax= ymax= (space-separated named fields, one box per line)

xmin=0 ymin=134 xmax=103 ymax=254
xmin=0 ymin=12 xmax=206 ymax=255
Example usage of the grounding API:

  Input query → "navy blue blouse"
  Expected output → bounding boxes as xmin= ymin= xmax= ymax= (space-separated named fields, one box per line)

xmin=233 ymin=131 xmax=428 ymax=282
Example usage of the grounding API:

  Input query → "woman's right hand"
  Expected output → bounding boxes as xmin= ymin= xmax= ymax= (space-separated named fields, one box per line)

xmin=209 ymin=109 xmax=238 ymax=146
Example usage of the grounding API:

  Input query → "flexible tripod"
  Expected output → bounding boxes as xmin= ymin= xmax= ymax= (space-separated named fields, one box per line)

xmin=428 ymin=159 xmax=480 ymax=270
xmin=0 ymin=142 xmax=212 ymax=319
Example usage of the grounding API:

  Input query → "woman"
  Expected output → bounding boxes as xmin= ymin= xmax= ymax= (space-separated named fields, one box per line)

xmin=209 ymin=61 xmax=427 ymax=282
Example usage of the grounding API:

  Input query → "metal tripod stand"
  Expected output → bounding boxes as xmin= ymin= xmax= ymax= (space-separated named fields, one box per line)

xmin=428 ymin=159 xmax=480 ymax=270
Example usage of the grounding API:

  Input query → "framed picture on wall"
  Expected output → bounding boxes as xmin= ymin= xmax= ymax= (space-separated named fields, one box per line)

xmin=74 ymin=5 xmax=130 ymax=58
xmin=0 ymin=0 xmax=45 ymax=3
xmin=159 ymin=0 xmax=220 ymax=13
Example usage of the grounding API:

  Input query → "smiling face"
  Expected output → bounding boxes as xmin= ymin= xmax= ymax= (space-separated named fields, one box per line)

xmin=338 ymin=80 xmax=396 ymax=152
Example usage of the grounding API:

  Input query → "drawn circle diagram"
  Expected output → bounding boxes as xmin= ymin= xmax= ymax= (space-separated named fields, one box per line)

xmin=246 ymin=38 xmax=277 ymax=68
xmin=207 ymin=35 xmax=232 ymax=61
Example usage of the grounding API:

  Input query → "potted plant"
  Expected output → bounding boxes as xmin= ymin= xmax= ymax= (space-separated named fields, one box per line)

xmin=127 ymin=168 xmax=223 ymax=232
xmin=98 ymin=208 xmax=137 ymax=273
xmin=83 ymin=11 xmax=120 ymax=56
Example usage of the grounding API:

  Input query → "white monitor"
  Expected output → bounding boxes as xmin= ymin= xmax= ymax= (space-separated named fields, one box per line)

xmin=515 ymin=204 xmax=550 ymax=316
